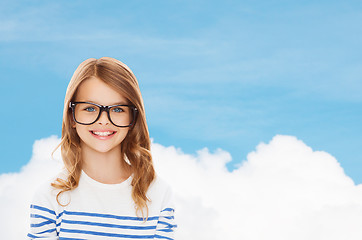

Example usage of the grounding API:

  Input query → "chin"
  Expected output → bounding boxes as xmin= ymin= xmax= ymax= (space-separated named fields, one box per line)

xmin=93 ymin=146 xmax=118 ymax=153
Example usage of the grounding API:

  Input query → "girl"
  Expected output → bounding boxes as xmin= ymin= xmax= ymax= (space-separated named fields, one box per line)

xmin=27 ymin=57 xmax=177 ymax=239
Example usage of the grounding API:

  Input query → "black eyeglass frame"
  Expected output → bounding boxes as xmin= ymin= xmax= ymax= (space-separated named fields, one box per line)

xmin=69 ymin=101 xmax=138 ymax=128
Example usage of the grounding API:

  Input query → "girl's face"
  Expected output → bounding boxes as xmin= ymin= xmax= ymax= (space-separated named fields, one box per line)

xmin=72 ymin=77 xmax=130 ymax=154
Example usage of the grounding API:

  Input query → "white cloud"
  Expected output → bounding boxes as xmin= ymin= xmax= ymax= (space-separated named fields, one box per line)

xmin=0 ymin=135 xmax=63 ymax=239
xmin=152 ymin=135 xmax=362 ymax=240
xmin=1 ymin=134 xmax=362 ymax=239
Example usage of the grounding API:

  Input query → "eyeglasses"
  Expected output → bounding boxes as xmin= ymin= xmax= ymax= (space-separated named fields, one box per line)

xmin=69 ymin=101 xmax=138 ymax=127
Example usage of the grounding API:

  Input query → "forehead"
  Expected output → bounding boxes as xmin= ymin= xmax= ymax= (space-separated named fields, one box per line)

xmin=75 ymin=77 xmax=128 ymax=105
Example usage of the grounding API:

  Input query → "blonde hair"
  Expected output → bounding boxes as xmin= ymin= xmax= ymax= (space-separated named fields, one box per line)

xmin=51 ymin=57 xmax=155 ymax=218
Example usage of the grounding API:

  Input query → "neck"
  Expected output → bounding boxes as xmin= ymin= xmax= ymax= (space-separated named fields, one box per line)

xmin=80 ymin=143 xmax=132 ymax=184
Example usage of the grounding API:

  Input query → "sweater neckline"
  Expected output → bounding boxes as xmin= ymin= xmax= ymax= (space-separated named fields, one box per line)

xmin=80 ymin=169 xmax=133 ymax=190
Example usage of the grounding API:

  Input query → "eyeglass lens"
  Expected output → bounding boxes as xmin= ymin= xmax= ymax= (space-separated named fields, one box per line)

xmin=74 ymin=103 xmax=133 ymax=127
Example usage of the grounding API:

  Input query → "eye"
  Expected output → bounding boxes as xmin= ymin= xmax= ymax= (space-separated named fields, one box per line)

xmin=112 ymin=107 xmax=125 ymax=113
xmin=84 ymin=106 xmax=96 ymax=112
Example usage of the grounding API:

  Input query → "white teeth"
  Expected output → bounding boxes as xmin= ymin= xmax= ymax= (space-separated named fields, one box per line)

xmin=92 ymin=131 xmax=114 ymax=136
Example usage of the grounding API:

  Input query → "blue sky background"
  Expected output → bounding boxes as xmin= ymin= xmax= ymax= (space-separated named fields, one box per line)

xmin=1 ymin=0 xmax=362 ymax=183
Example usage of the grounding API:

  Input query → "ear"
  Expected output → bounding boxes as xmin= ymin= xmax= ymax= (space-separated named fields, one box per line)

xmin=70 ymin=116 xmax=76 ymax=128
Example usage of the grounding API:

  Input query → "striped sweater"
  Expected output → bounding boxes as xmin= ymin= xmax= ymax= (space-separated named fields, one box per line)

xmin=27 ymin=170 xmax=177 ymax=239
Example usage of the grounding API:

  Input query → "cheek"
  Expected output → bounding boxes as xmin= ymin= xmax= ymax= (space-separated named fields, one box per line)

xmin=75 ymin=126 xmax=89 ymax=139
xmin=116 ymin=129 xmax=128 ymax=144
xmin=117 ymin=129 xmax=130 ymax=142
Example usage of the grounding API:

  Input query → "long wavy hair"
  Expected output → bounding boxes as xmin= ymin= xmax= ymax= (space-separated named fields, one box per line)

xmin=51 ymin=57 xmax=155 ymax=218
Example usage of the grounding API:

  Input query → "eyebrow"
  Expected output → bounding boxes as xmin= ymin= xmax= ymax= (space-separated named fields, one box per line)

xmin=81 ymin=100 xmax=129 ymax=105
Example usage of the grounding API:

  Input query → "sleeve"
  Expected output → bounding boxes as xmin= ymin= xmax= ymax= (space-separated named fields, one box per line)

xmin=155 ymin=185 xmax=178 ymax=240
xmin=27 ymin=183 xmax=59 ymax=240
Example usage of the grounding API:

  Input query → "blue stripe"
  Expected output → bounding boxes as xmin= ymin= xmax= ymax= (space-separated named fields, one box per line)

xmin=61 ymin=228 xmax=156 ymax=238
xmin=30 ymin=214 xmax=56 ymax=224
xmin=160 ymin=216 xmax=174 ymax=220
xmin=27 ymin=233 xmax=37 ymax=239
xmin=57 ymin=211 xmax=64 ymax=219
xmin=31 ymin=220 xmax=53 ymax=228
xmin=157 ymin=221 xmax=177 ymax=228
xmin=31 ymin=204 xmax=56 ymax=215
xmin=156 ymin=228 xmax=174 ymax=233
xmin=35 ymin=228 xmax=57 ymax=235
xmin=63 ymin=210 xmax=159 ymax=221
xmin=155 ymin=234 xmax=174 ymax=240
xmin=161 ymin=208 xmax=174 ymax=212
xmin=62 ymin=219 xmax=157 ymax=230
xmin=59 ymin=237 xmax=86 ymax=240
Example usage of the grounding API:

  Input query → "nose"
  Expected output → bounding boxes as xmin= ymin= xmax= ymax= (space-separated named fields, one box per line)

xmin=97 ymin=110 xmax=110 ymax=125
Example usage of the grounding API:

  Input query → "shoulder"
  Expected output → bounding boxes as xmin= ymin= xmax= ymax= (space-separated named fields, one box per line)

xmin=147 ymin=174 xmax=175 ymax=205
xmin=33 ymin=170 xmax=63 ymax=194
xmin=149 ymin=174 xmax=173 ymax=193
xmin=31 ymin=169 xmax=69 ymax=209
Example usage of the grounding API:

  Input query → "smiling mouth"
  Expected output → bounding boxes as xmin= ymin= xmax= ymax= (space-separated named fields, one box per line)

xmin=90 ymin=131 xmax=116 ymax=136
